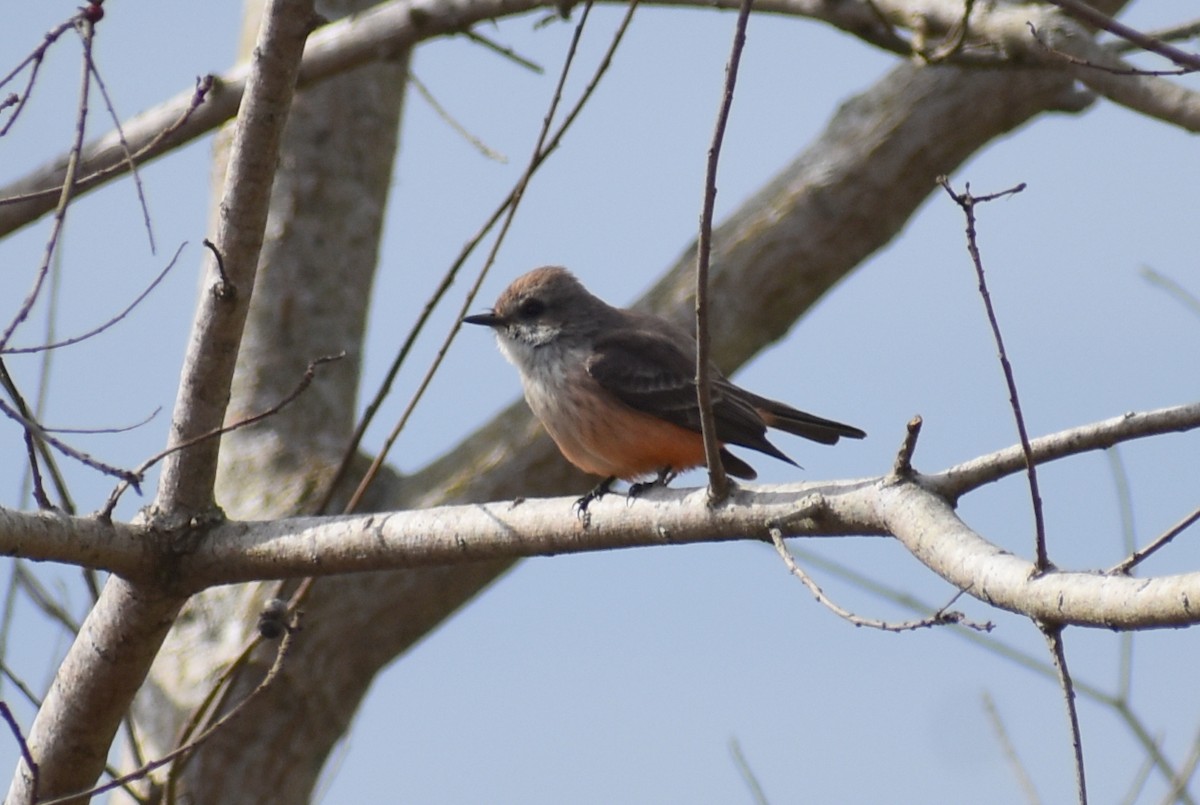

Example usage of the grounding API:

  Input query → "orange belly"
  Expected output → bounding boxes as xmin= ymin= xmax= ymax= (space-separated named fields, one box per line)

xmin=546 ymin=405 xmax=708 ymax=480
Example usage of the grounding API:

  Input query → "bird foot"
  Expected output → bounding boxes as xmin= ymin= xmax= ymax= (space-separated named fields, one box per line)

xmin=627 ymin=467 xmax=677 ymax=500
xmin=573 ymin=476 xmax=617 ymax=525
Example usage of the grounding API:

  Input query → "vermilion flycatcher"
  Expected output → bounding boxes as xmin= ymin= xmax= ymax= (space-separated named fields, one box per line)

xmin=464 ymin=266 xmax=864 ymax=507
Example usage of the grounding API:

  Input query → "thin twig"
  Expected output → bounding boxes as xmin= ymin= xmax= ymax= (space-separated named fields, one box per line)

xmin=102 ymin=353 xmax=344 ymax=517
xmin=1108 ymin=504 xmax=1200 ymax=575
xmin=1044 ymin=0 xmax=1200 ymax=71
xmin=1 ymin=358 xmax=52 ymax=509
xmin=1029 ymin=24 xmax=1192 ymax=77
xmin=0 ymin=702 xmax=38 ymax=802
xmin=1161 ymin=729 xmax=1200 ymax=805
xmin=342 ymin=0 xmax=639 ymax=515
xmin=1119 ymin=751 xmax=1156 ymax=805
xmin=409 ymin=72 xmax=507 ymax=162
xmin=1042 ymin=625 xmax=1088 ymax=805
xmin=1105 ymin=447 xmax=1135 ymax=703
xmin=891 ymin=415 xmax=922 ymax=477
xmin=17 ymin=233 xmax=76 ymax=513
xmin=40 ymin=626 xmax=297 ymax=805
xmin=37 ymin=409 xmax=161 ymax=436
xmin=1 ymin=655 xmax=142 ymax=803
xmin=787 ymin=544 xmax=1197 ymax=802
xmin=695 ymin=0 xmax=754 ymax=505
xmin=1109 ymin=19 xmax=1200 ymax=54
xmin=0 ymin=391 xmax=142 ymax=492
xmin=1113 ymin=699 xmax=1198 ymax=805
xmin=0 ymin=75 xmax=214 ymax=210
xmin=729 ymin=737 xmax=770 ymax=805
xmin=0 ymin=17 xmax=95 ymax=353
xmin=462 ymin=30 xmax=544 ymax=73
xmin=0 ymin=659 xmax=44 ymax=709
xmin=165 ymin=632 xmax=266 ymax=795
xmin=981 ymin=691 xmax=1042 ymax=805
xmin=769 ymin=528 xmax=991 ymax=633
xmin=1140 ymin=266 xmax=1200 ymax=318
xmin=13 ymin=562 xmax=81 ymax=633
xmin=314 ymin=25 xmax=638 ymax=513
xmin=0 ymin=19 xmax=75 ymax=137
xmin=201 ymin=238 xmax=234 ymax=298
xmin=4 ymin=243 xmax=184 ymax=354
xmin=938 ymin=178 xmax=1049 ymax=571
xmin=82 ymin=31 xmax=157 ymax=253
xmin=165 ymin=596 xmax=297 ymax=797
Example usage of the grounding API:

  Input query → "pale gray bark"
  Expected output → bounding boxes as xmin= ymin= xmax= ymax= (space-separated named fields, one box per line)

xmin=4 ymin=1 xmax=316 ymax=802
xmin=130 ymin=0 xmax=415 ymax=799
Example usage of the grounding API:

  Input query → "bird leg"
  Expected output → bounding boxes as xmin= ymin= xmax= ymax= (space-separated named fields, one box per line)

xmin=628 ymin=466 xmax=677 ymax=499
xmin=574 ymin=476 xmax=617 ymax=521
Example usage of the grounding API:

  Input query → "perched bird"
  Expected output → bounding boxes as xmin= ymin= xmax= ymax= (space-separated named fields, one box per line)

xmin=464 ymin=266 xmax=864 ymax=508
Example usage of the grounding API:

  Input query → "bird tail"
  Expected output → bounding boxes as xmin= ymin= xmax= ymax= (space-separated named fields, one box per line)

xmin=718 ymin=447 xmax=760 ymax=480
xmin=746 ymin=392 xmax=866 ymax=445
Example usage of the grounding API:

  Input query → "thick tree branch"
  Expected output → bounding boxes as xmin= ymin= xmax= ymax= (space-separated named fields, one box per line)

xmin=2 ymin=402 xmax=1197 ymax=631
xmin=931 ymin=401 xmax=1200 ymax=500
xmin=9 ymin=0 xmax=1199 ymax=238
xmin=3 ymin=472 xmax=1197 ymax=631
xmin=154 ymin=4 xmax=316 ymax=517
xmin=2 ymin=3 xmax=316 ymax=802
xmin=151 ymin=483 xmax=1200 ymax=629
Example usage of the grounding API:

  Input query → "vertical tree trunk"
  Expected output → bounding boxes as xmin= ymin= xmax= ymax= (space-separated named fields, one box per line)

xmin=131 ymin=2 xmax=412 ymax=801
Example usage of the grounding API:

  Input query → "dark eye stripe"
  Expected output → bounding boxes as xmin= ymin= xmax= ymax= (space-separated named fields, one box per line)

xmin=519 ymin=298 xmax=545 ymax=319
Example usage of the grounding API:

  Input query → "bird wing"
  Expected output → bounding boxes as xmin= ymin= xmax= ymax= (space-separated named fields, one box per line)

xmin=585 ymin=328 xmax=795 ymax=466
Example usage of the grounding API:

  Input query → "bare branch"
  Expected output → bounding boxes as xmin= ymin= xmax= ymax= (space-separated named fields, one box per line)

xmin=938 ymin=178 xmax=1049 ymax=570
xmin=2 ymin=404 xmax=1197 ymax=627
xmin=1044 ymin=0 xmax=1200 ymax=71
xmin=0 ymin=0 xmax=1131 ymax=239
xmin=342 ymin=0 xmax=639 ymax=514
xmin=729 ymin=738 xmax=770 ymax=805
xmin=0 ymin=17 xmax=76 ymax=137
xmin=932 ymin=403 xmax=1200 ymax=499
xmin=0 ymin=373 xmax=143 ymax=493
xmin=152 ymin=4 xmax=317 ymax=517
xmin=82 ymin=34 xmax=157 ymax=253
xmin=407 ymin=72 xmax=507 ymax=162
xmin=1108 ymin=504 xmax=1200 ymax=576
xmin=461 ymin=29 xmax=544 ymax=73
xmin=0 ymin=17 xmax=96 ymax=353
xmin=103 ymin=354 xmax=344 ymax=518
xmin=981 ymin=692 xmax=1042 ymax=805
xmin=0 ymin=703 xmax=37 ymax=802
xmin=891 ymin=415 xmax=923 ymax=477
xmin=3 ymin=243 xmax=184 ymax=355
xmin=695 ymin=0 xmax=754 ymax=504
xmin=1042 ymin=626 xmax=1088 ymax=805
xmin=770 ymin=527 xmax=991 ymax=632
xmin=3 ymin=3 xmax=318 ymax=801
xmin=38 ymin=627 xmax=297 ymax=805
xmin=1140 ymin=266 xmax=1200 ymax=318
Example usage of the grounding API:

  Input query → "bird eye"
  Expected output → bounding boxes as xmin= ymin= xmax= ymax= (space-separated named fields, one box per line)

xmin=518 ymin=298 xmax=545 ymax=319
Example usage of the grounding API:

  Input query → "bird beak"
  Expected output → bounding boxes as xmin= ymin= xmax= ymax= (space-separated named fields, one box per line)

xmin=463 ymin=311 xmax=502 ymax=327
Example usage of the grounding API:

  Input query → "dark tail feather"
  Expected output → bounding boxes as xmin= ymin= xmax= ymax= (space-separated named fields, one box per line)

xmin=719 ymin=447 xmax=762 ymax=480
xmin=746 ymin=393 xmax=866 ymax=445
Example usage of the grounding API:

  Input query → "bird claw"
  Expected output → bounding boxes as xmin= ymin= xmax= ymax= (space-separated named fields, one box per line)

xmin=573 ymin=476 xmax=617 ymax=526
xmin=627 ymin=467 xmax=676 ymax=501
